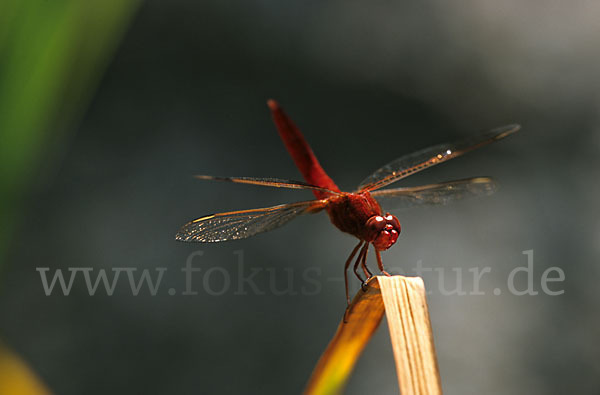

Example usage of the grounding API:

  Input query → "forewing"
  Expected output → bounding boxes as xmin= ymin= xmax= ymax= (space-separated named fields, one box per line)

xmin=358 ymin=124 xmax=519 ymax=191
xmin=175 ymin=200 xmax=325 ymax=243
xmin=195 ymin=175 xmax=339 ymax=195
xmin=371 ymin=177 xmax=497 ymax=210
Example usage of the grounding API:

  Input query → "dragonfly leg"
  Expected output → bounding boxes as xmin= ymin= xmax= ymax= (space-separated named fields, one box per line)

xmin=359 ymin=244 xmax=372 ymax=291
xmin=344 ymin=241 xmax=364 ymax=307
xmin=354 ymin=243 xmax=369 ymax=291
xmin=375 ymin=249 xmax=392 ymax=276
xmin=361 ymin=245 xmax=373 ymax=280
xmin=352 ymin=247 xmax=366 ymax=284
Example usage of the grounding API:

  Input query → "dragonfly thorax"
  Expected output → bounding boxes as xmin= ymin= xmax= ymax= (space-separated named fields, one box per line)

xmin=365 ymin=214 xmax=401 ymax=251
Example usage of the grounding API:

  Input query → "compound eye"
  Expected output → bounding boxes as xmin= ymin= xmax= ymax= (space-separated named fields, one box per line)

xmin=368 ymin=216 xmax=386 ymax=230
xmin=384 ymin=213 xmax=401 ymax=229
xmin=366 ymin=216 xmax=388 ymax=242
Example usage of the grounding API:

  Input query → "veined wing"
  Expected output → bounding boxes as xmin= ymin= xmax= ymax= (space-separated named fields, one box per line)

xmin=358 ymin=124 xmax=520 ymax=192
xmin=175 ymin=199 xmax=327 ymax=243
xmin=370 ymin=177 xmax=497 ymax=210
xmin=195 ymin=175 xmax=340 ymax=195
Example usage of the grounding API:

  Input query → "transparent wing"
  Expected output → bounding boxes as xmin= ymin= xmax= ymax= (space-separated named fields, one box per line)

xmin=195 ymin=175 xmax=340 ymax=195
xmin=370 ymin=177 xmax=497 ymax=210
xmin=175 ymin=200 xmax=327 ymax=243
xmin=358 ymin=124 xmax=520 ymax=192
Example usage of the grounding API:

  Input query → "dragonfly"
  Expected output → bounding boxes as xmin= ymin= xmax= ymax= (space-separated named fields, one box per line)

xmin=176 ymin=100 xmax=520 ymax=305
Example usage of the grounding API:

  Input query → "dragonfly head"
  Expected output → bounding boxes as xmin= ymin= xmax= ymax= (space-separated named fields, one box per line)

xmin=366 ymin=213 xmax=401 ymax=251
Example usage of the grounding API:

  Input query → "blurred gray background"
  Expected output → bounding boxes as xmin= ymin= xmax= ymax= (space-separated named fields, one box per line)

xmin=1 ymin=1 xmax=599 ymax=394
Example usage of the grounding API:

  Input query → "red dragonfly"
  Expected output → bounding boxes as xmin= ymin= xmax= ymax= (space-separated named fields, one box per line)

xmin=176 ymin=100 xmax=519 ymax=304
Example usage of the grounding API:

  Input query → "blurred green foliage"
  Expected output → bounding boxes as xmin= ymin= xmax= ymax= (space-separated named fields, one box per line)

xmin=0 ymin=0 xmax=140 ymax=273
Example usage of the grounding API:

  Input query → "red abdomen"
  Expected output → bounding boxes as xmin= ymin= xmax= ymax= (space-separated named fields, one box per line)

xmin=326 ymin=192 xmax=383 ymax=240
